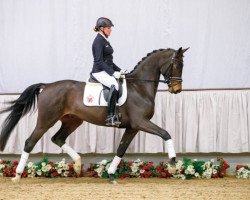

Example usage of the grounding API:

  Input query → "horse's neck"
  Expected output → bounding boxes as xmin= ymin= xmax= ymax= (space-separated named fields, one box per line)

xmin=128 ymin=62 xmax=161 ymax=100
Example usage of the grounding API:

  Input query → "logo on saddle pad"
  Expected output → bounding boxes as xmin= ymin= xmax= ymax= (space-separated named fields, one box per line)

xmin=83 ymin=81 xmax=127 ymax=106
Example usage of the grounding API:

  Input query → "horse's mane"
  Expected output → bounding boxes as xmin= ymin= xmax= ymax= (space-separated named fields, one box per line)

xmin=128 ymin=48 xmax=174 ymax=74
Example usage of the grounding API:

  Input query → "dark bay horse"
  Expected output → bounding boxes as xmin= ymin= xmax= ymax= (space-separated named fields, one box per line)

xmin=0 ymin=47 xmax=188 ymax=182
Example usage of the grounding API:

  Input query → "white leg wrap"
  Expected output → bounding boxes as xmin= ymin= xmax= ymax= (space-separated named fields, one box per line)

xmin=61 ymin=144 xmax=81 ymax=161
xmin=108 ymin=156 xmax=121 ymax=174
xmin=166 ymin=139 xmax=176 ymax=159
xmin=16 ymin=151 xmax=29 ymax=174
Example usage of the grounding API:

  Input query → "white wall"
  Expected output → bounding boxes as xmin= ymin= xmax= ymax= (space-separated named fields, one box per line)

xmin=0 ymin=0 xmax=250 ymax=92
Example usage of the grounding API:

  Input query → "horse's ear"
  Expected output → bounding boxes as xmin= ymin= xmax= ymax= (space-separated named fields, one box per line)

xmin=182 ymin=47 xmax=190 ymax=54
xmin=177 ymin=47 xmax=183 ymax=55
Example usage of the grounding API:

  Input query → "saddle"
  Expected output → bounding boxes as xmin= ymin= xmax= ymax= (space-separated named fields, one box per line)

xmin=83 ymin=75 xmax=127 ymax=106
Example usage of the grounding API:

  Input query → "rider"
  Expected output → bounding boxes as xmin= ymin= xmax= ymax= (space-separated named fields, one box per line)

xmin=91 ymin=17 xmax=125 ymax=126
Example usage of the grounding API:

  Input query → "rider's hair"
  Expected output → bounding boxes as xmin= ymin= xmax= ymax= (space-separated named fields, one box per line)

xmin=93 ymin=26 xmax=100 ymax=32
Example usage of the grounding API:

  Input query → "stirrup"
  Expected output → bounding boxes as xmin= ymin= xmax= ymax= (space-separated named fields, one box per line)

xmin=105 ymin=115 xmax=121 ymax=127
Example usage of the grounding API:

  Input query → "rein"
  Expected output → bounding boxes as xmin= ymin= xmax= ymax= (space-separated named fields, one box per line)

xmin=123 ymin=53 xmax=183 ymax=87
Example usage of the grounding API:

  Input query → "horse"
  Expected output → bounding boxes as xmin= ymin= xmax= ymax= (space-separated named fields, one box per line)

xmin=0 ymin=47 xmax=188 ymax=183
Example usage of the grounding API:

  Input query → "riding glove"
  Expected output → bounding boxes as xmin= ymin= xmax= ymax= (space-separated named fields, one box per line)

xmin=113 ymin=71 xmax=122 ymax=79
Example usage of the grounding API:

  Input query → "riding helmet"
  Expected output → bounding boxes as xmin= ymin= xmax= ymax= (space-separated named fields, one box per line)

xmin=94 ymin=17 xmax=114 ymax=31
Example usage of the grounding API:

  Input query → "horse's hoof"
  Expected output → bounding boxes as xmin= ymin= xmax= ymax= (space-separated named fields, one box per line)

xmin=168 ymin=157 xmax=176 ymax=166
xmin=108 ymin=173 xmax=118 ymax=184
xmin=11 ymin=174 xmax=21 ymax=183
xmin=109 ymin=180 xmax=118 ymax=184
xmin=73 ymin=159 xmax=81 ymax=176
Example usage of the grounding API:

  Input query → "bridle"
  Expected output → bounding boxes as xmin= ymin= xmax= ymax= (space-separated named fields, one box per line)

xmin=124 ymin=52 xmax=183 ymax=87
xmin=161 ymin=52 xmax=183 ymax=87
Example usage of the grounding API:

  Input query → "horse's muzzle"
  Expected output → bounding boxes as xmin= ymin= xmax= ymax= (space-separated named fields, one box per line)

xmin=168 ymin=83 xmax=182 ymax=94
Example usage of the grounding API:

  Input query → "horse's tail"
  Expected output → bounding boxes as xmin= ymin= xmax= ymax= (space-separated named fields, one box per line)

xmin=0 ymin=83 xmax=44 ymax=151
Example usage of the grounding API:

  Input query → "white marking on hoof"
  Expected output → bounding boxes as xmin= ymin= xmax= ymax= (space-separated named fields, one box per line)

xmin=73 ymin=159 xmax=81 ymax=176
xmin=110 ymin=180 xmax=118 ymax=184
xmin=11 ymin=174 xmax=21 ymax=183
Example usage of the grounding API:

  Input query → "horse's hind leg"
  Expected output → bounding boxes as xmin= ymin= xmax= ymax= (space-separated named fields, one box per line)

xmin=51 ymin=115 xmax=83 ymax=175
xmin=12 ymin=117 xmax=58 ymax=183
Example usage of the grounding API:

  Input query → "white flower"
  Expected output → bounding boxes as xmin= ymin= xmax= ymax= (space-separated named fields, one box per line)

xmin=94 ymin=166 xmax=104 ymax=177
xmin=236 ymin=168 xmax=250 ymax=179
xmin=63 ymin=171 xmax=69 ymax=177
xmin=36 ymin=169 xmax=42 ymax=176
xmin=41 ymin=162 xmax=46 ymax=167
xmin=193 ymin=159 xmax=197 ymax=162
xmin=100 ymin=160 xmax=108 ymax=166
xmin=0 ymin=164 xmax=4 ymax=170
xmin=168 ymin=166 xmax=177 ymax=174
xmin=210 ymin=159 xmax=214 ymax=163
xmin=185 ymin=165 xmax=195 ymax=175
xmin=105 ymin=163 xmax=111 ymax=171
xmin=57 ymin=169 xmax=62 ymax=174
xmin=27 ymin=162 xmax=34 ymax=168
xmin=140 ymin=169 xmax=145 ymax=174
xmin=213 ymin=169 xmax=217 ymax=174
xmin=131 ymin=164 xmax=139 ymax=173
xmin=62 ymin=163 xmax=69 ymax=170
xmin=173 ymin=174 xmax=185 ymax=179
xmin=195 ymin=172 xmax=200 ymax=178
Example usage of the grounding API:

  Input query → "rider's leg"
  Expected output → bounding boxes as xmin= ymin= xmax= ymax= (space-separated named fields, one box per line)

xmin=92 ymin=71 xmax=121 ymax=126
xmin=92 ymin=71 xmax=119 ymax=90
xmin=106 ymin=85 xmax=120 ymax=126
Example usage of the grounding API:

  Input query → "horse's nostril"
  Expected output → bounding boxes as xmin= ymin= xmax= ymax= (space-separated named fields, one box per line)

xmin=176 ymin=89 xmax=181 ymax=93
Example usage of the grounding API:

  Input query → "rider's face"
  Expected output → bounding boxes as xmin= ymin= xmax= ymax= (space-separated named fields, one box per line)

xmin=101 ymin=27 xmax=112 ymax=36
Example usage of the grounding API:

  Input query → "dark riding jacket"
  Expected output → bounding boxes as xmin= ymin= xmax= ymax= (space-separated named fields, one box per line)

xmin=91 ymin=33 xmax=121 ymax=76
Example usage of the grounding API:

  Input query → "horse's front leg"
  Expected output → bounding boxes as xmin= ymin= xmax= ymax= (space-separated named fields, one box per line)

xmin=108 ymin=128 xmax=138 ymax=183
xmin=134 ymin=120 xmax=176 ymax=164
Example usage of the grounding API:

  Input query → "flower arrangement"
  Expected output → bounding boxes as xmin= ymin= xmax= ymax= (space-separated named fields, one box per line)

xmin=0 ymin=158 xmax=84 ymax=178
xmin=86 ymin=157 xmax=230 ymax=180
xmin=236 ymin=164 xmax=250 ymax=179
xmin=0 ymin=157 xmax=231 ymax=179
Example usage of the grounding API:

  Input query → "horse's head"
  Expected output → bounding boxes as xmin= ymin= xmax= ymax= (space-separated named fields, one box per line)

xmin=160 ymin=47 xmax=189 ymax=94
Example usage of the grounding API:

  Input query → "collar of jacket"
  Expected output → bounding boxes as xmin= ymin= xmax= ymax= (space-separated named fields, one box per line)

xmin=98 ymin=32 xmax=109 ymax=41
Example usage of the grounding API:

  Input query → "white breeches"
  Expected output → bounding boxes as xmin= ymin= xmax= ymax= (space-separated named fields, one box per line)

xmin=92 ymin=71 xmax=119 ymax=91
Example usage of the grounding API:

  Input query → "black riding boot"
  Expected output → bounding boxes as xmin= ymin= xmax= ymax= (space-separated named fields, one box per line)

xmin=106 ymin=85 xmax=121 ymax=126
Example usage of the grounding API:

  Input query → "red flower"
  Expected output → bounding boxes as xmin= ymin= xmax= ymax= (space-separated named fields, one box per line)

xmin=88 ymin=171 xmax=95 ymax=177
xmin=4 ymin=165 xmax=10 ymax=174
xmin=119 ymin=174 xmax=127 ymax=179
xmin=212 ymin=173 xmax=219 ymax=178
xmin=13 ymin=161 xmax=19 ymax=167
xmin=68 ymin=164 xmax=73 ymax=170
xmin=50 ymin=168 xmax=55 ymax=172
xmin=141 ymin=171 xmax=151 ymax=178
xmin=128 ymin=161 xmax=133 ymax=166
xmin=53 ymin=171 xmax=59 ymax=177
xmin=22 ymin=171 xmax=28 ymax=177
xmin=236 ymin=165 xmax=246 ymax=170
xmin=164 ymin=169 xmax=172 ymax=177
xmin=161 ymin=172 xmax=167 ymax=178
xmin=156 ymin=166 xmax=163 ymax=172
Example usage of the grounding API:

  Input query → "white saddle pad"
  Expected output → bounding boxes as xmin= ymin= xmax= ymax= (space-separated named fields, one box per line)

xmin=83 ymin=80 xmax=127 ymax=106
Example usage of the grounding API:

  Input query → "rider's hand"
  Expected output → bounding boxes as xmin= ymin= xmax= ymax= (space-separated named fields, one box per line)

xmin=113 ymin=71 xmax=122 ymax=79
xmin=120 ymin=69 xmax=128 ymax=74
xmin=120 ymin=69 xmax=128 ymax=78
